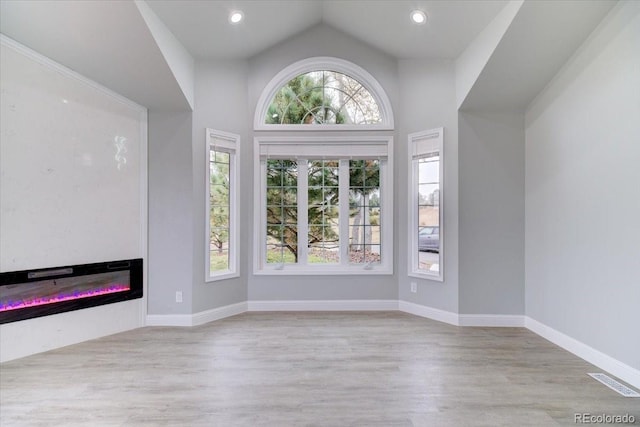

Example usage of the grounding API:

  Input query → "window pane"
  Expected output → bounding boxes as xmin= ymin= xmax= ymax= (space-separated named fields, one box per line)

xmin=215 ymin=151 xmax=230 ymax=164
xmin=307 ymin=160 xmax=339 ymax=264
xmin=283 ymin=207 xmax=298 ymax=225
xmin=283 ymin=187 xmax=297 ymax=206
xmin=369 ymin=226 xmax=381 ymax=245
xmin=366 ymin=245 xmax=381 ymax=263
xmin=417 ymin=156 xmax=440 ymax=273
xmin=266 ymin=206 xmax=282 ymax=224
xmin=419 ymin=184 xmax=440 ymax=207
xmin=265 ymin=71 xmax=382 ymax=125
xmin=349 ymin=160 xmax=381 ymax=264
xmin=266 ymin=159 xmax=298 ymax=264
xmin=419 ymin=157 xmax=439 ymax=183
xmin=209 ymin=148 xmax=231 ymax=274
xmin=210 ymin=250 xmax=229 ymax=272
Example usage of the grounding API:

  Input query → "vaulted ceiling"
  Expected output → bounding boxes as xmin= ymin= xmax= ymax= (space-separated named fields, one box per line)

xmin=0 ymin=0 xmax=617 ymax=112
xmin=145 ymin=0 xmax=509 ymax=60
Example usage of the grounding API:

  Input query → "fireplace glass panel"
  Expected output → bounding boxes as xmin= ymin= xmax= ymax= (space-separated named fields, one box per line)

xmin=0 ymin=259 xmax=142 ymax=324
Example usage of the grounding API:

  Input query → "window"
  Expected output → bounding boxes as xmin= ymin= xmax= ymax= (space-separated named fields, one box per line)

xmin=206 ymin=129 xmax=239 ymax=281
xmin=409 ymin=128 xmax=443 ymax=281
xmin=254 ymin=57 xmax=394 ymax=131
xmin=255 ymin=137 xmax=393 ymax=274
xmin=266 ymin=71 xmax=381 ymax=125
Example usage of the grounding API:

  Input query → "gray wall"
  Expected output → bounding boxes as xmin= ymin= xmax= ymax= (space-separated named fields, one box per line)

xmin=191 ymin=59 xmax=250 ymax=312
xmin=148 ymin=111 xmax=194 ymax=315
xmin=247 ymin=24 xmax=400 ymax=301
xmin=458 ymin=112 xmax=524 ymax=315
xmin=397 ymin=59 xmax=459 ymax=313
xmin=525 ymin=3 xmax=640 ymax=369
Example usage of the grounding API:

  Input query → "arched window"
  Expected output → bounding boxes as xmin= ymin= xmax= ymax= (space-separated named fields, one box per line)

xmin=254 ymin=58 xmax=394 ymax=275
xmin=254 ymin=57 xmax=394 ymax=131
xmin=266 ymin=71 xmax=381 ymax=125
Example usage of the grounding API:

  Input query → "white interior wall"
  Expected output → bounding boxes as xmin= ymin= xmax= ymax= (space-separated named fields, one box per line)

xmin=191 ymin=60 xmax=249 ymax=313
xmin=0 ymin=38 xmax=147 ymax=362
xmin=458 ymin=112 xmax=524 ymax=315
xmin=397 ymin=59 xmax=459 ymax=313
xmin=147 ymin=111 xmax=194 ymax=315
xmin=525 ymin=1 xmax=640 ymax=370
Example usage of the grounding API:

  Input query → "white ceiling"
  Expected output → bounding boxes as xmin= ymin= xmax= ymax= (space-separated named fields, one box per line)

xmin=0 ymin=0 xmax=192 ymax=110
xmin=460 ymin=0 xmax=617 ymax=111
xmin=0 ymin=0 xmax=617 ymax=112
xmin=145 ymin=0 xmax=509 ymax=60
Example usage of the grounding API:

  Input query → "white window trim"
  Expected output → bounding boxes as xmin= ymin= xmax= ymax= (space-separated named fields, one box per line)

xmin=408 ymin=128 xmax=444 ymax=282
xmin=253 ymin=135 xmax=394 ymax=275
xmin=206 ymin=128 xmax=240 ymax=282
xmin=254 ymin=57 xmax=394 ymax=131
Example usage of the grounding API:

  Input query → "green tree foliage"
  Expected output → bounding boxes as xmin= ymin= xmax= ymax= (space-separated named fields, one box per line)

xmin=266 ymin=73 xmax=344 ymax=124
xmin=307 ymin=161 xmax=340 ymax=251
xmin=349 ymin=160 xmax=380 ymax=252
xmin=210 ymin=152 xmax=230 ymax=258
xmin=263 ymin=73 xmax=381 ymax=262
xmin=266 ymin=158 xmax=380 ymax=262
xmin=266 ymin=160 xmax=299 ymax=261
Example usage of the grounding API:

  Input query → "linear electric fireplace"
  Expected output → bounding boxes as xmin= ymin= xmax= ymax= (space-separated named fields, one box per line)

xmin=0 ymin=259 xmax=143 ymax=324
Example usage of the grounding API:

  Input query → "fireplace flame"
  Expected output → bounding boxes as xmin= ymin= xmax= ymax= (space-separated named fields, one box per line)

xmin=0 ymin=284 xmax=130 ymax=312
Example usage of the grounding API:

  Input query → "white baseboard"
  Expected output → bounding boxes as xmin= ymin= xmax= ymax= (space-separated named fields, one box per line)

xmin=459 ymin=314 xmax=525 ymax=327
xmin=146 ymin=302 xmax=247 ymax=327
xmin=247 ymin=299 xmax=398 ymax=312
xmin=525 ymin=316 xmax=640 ymax=390
xmin=145 ymin=313 xmax=192 ymax=327
xmin=398 ymin=300 xmax=459 ymax=326
xmin=192 ymin=302 xmax=247 ymax=326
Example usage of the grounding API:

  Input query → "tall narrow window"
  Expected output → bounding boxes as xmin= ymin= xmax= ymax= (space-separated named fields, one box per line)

xmin=206 ymin=129 xmax=239 ymax=281
xmin=409 ymin=128 xmax=443 ymax=280
xmin=255 ymin=137 xmax=393 ymax=274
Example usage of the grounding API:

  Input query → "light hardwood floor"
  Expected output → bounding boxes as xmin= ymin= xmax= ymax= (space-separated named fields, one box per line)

xmin=1 ymin=312 xmax=638 ymax=426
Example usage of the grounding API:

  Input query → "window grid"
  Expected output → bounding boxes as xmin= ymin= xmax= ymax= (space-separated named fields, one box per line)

xmin=206 ymin=129 xmax=239 ymax=282
xmin=260 ymin=153 xmax=390 ymax=273
xmin=349 ymin=160 xmax=381 ymax=264
xmin=209 ymin=150 xmax=230 ymax=272
xmin=266 ymin=160 xmax=299 ymax=264
xmin=266 ymin=71 xmax=382 ymax=125
xmin=308 ymin=160 xmax=340 ymax=264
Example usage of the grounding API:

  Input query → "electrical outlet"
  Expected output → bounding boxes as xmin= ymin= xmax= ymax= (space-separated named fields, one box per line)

xmin=410 ymin=282 xmax=417 ymax=293
xmin=175 ymin=291 xmax=183 ymax=303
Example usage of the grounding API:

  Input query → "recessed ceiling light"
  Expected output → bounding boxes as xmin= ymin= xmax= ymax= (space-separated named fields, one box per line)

xmin=229 ymin=10 xmax=243 ymax=24
xmin=410 ymin=10 xmax=427 ymax=25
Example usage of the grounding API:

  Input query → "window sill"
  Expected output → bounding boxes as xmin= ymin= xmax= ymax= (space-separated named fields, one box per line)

xmin=206 ymin=271 xmax=240 ymax=283
xmin=408 ymin=270 xmax=443 ymax=282
xmin=254 ymin=265 xmax=393 ymax=276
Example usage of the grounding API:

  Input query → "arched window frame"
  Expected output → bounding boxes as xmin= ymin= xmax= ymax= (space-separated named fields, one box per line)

xmin=253 ymin=57 xmax=395 ymax=275
xmin=254 ymin=57 xmax=394 ymax=131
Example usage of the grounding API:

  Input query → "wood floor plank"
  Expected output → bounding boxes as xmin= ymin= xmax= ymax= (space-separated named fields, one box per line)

xmin=1 ymin=312 xmax=638 ymax=426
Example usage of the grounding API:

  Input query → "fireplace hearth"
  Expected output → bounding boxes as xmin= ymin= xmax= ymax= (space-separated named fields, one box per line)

xmin=0 ymin=259 xmax=143 ymax=324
